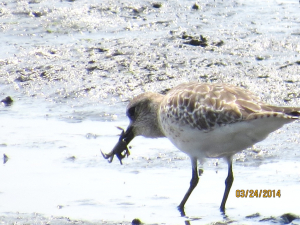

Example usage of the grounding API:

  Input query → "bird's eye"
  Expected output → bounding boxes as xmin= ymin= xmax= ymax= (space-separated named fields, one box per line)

xmin=127 ymin=107 xmax=135 ymax=120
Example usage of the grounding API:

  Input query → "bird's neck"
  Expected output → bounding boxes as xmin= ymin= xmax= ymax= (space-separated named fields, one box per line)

xmin=147 ymin=94 xmax=166 ymax=138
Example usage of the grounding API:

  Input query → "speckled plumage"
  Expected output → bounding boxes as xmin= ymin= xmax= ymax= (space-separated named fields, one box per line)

xmin=103 ymin=81 xmax=300 ymax=213
xmin=160 ymin=82 xmax=298 ymax=131
xmin=157 ymin=82 xmax=300 ymax=158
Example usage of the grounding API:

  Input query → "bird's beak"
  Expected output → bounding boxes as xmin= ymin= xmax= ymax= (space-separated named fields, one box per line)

xmin=101 ymin=126 xmax=134 ymax=165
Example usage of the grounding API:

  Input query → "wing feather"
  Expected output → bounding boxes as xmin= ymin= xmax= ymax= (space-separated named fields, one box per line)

xmin=161 ymin=82 xmax=299 ymax=131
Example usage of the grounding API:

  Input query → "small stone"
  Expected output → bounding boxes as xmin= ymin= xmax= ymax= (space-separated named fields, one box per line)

xmin=66 ymin=156 xmax=76 ymax=162
xmin=32 ymin=11 xmax=43 ymax=17
xmin=192 ymin=3 xmax=199 ymax=10
xmin=1 ymin=96 xmax=13 ymax=106
xmin=255 ymin=56 xmax=265 ymax=61
xmin=152 ymin=3 xmax=162 ymax=8
xmin=3 ymin=154 xmax=9 ymax=164
xmin=214 ymin=40 xmax=225 ymax=47
xmin=259 ymin=216 xmax=276 ymax=222
xmin=280 ymin=213 xmax=299 ymax=224
xmin=245 ymin=212 xmax=260 ymax=218
xmin=132 ymin=218 xmax=142 ymax=225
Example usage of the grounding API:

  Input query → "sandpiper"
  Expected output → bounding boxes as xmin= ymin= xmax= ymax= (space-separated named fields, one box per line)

xmin=101 ymin=82 xmax=300 ymax=213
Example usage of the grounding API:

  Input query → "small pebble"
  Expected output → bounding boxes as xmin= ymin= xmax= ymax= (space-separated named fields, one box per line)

xmin=1 ymin=96 xmax=13 ymax=106
xmin=132 ymin=218 xmax=142 ymax=225
xmin=3 ymin=154 xmax=9 ymax=164
xmin=152 ymin=3 xmax=162 ymax=8
xmin=192 ymin=3 xmax=199 ymax=10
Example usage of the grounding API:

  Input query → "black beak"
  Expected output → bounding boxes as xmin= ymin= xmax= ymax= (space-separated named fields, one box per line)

xmin=101 ymin=126 xmax=134 ymax=165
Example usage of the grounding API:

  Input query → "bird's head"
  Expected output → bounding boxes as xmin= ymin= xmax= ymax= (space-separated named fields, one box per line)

xmin=101 ymin=92 xmax=165 ymax=164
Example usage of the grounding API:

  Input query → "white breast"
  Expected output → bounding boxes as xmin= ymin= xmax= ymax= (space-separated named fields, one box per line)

xmin=159 ymin=115 xmax=293 ymax=162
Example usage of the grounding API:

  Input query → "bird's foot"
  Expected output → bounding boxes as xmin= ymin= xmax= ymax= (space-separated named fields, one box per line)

xmin=177 ymin=205 xmax=186 ymax=217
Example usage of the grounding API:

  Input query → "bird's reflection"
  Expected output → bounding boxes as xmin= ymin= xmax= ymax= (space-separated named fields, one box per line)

xmin=179 ymin=207 xmax=230 ymax=225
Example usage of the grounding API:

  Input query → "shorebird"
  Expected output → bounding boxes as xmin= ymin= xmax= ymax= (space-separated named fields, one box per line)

xmin=101 ymin=82 xmax=300 ymax=213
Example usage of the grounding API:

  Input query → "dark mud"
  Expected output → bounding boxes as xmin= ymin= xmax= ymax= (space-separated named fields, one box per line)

xmin=1 ymin=0 xmax=300 ymax=107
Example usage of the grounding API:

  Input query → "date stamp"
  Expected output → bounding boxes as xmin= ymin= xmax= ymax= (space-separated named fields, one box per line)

xmin=236 ymin=189 xmax=281 ymax=198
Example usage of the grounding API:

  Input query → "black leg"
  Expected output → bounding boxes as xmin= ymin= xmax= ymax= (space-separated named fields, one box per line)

xmin=178 ymin=157 xmax=199 ymax=216
xmin=220 ymin=159 xmax=234 ymax=212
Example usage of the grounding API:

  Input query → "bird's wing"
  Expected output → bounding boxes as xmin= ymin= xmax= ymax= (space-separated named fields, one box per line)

xmin=162 ymin=82 xmax=299 ymax=131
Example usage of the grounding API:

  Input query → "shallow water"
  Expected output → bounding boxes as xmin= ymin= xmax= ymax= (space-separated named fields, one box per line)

xmin=1 ymin=0 xmax=300 ymax=224
xmin=1 ymin=102 xmax=300 ymax=224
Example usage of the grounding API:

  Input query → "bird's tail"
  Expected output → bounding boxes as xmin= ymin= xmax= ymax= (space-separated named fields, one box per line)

xmin=268 ymin=106 xmax=300 ymax=118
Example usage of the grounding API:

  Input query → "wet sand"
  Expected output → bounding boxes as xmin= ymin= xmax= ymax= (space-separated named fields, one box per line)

xmin=1 ymin=0 xmax=300 ymax=224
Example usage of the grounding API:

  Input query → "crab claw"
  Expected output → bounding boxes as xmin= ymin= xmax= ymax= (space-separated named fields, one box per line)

xmin=101 ymin=125 xmax=134 ymax=165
